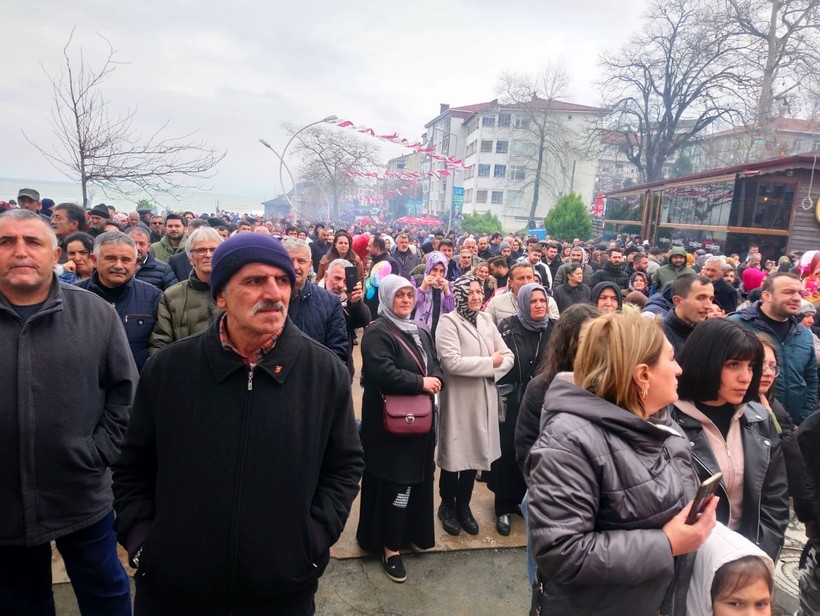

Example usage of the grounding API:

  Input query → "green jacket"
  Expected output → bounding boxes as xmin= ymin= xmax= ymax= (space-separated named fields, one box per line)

xmin=653 ymin=263 xmax=695 ymax=289
xmin=149 ymin=272 xmax=221 ymax=355
xmin=149 ymin=235 xmax=187 ymax=264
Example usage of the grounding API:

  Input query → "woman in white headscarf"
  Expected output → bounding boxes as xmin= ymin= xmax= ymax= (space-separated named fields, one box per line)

xmin=356 ymin=275 xmax=445 ymax=584
xmin=435 ymin=275 xmax=514 ymax=537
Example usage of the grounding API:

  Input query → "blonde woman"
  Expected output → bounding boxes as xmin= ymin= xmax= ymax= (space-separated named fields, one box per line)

xmin=527 ymin=313 xmax=714 ymax=616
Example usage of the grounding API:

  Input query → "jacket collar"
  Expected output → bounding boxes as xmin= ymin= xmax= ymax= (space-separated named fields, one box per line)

xmin=0 ymin=274 xmax=64 ymax=318
xmin=674 ymin=399 xmax=769 ymax=429
xmin=205 ymin=315 xmax=303 ymax=385
xmin=186 ymin=270 xmax=211 ymax=291
xmin=735 ymin=301 xmax=800 ymax=335
xmin=664 ymin=307 xmax=695 ymax=334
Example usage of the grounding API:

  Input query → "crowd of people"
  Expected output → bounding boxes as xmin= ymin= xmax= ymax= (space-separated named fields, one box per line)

xmin=3 ymin=185 xmax=820 ymax=615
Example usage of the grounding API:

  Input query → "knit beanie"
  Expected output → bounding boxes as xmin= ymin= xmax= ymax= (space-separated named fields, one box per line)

xmin=209 ymin=233 xmax=295 ymax=300
xmin=499 ymin=241 xmax=511 ymax=251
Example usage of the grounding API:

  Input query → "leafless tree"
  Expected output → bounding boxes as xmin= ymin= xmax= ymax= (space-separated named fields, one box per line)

xmin=287 ymin=124 xmax=382 ymax=220
xmin=495 ymin=65 xmax=586 ymax=227
xmin=24 ymin=30 xmax=225 ymax=207
xmin=723 ymin=0 xmax=820 ymax=156
xmin=599 ymin=0 xmax=753 ymax=182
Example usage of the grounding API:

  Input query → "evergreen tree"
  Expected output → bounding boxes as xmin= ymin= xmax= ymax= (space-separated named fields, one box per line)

xmin=544 ymin=192 xmax=592 ymax=240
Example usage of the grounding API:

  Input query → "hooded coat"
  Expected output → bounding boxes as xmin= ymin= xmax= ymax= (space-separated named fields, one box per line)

xmin=591 ymin=281 xmax=623 ymax=312
xmin=686 ymin=523 xmax=773 ymax=616
xmin=526 ymin=379 xmax=698 ymax=616
xmin=654 ymin=247 xmax=696 ymax=289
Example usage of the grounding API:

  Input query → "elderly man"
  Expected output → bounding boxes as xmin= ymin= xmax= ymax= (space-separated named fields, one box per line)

xmin=0 ymin=210 xmax=137 ymax=613
xmin=149 ymin=227 xmax=222 ymax=355
xmin=393 ymin=233 xmax=420 ymax=279
xmin=149 ymin=215 xmax=165 ymax=243
xmin=486 ymin=263 xmax=559 ymax=324
xmin=16 ymin=188 xmax=50 ymax=222
xmin=87 ymin=203 xmax=111 ymax=238
xmin=282 ymin=237 xmax=348 ymax=365
xmin=323 ymin=258 xmax=371 ymax=378
xmin=127 ymin=226 xmax=177 ymax=291
xmin=78 ymin=231 xmax=162 ymax=371
xmin=699 ymin=256 xmax=738 ymax=313
xmin=113 ymin=233 xmax=363 ymax=615
xmin=50 ymin=202 xmax=86 ymax=263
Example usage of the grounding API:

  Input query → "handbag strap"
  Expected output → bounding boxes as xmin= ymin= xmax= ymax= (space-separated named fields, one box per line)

xmin=385 ymin=326 xmax=426 ymax=377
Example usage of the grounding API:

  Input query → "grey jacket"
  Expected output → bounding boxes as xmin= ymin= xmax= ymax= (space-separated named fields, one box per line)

xmin=0 ymin=277 xmax=138 ymax=546
xmin=525 ymin=379 xmax=698 ymax=616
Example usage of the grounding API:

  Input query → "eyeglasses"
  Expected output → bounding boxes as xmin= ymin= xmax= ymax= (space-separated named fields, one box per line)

xmin=191 ymin=247 xmax=217 ymax=256
xmin=762 ymin=363 xmax=780 ymax=376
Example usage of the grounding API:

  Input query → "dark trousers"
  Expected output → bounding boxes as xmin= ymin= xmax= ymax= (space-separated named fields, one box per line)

xmin=134 ymin=581 xmax=317 ymax=616
xmin=0 ymin=510 xmax=131 ymax=616
xmin=381 ymin=482 xmax=412 ymax=551
xmin=439 ymin=469 xmax=477 ymax=506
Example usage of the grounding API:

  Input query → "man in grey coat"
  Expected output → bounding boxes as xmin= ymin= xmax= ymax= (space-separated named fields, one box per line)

xmin=0 ymin=209 xmax=138 ymax=614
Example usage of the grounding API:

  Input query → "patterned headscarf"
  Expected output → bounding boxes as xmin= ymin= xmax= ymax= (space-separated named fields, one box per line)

xmin=516 ymin=283 xmax=550 ymax=332
xmin=453 ymin=275 xmax=480 ymax=328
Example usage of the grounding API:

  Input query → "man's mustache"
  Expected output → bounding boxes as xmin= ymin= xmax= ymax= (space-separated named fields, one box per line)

xmin=253 ymin=300 xmax=286 ymax=315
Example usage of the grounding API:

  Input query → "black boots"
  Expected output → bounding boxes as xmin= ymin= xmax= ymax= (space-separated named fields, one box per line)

xmin=438 ymin=503 xmax=461 ymax=536
xmin=457 ymin=504 xmax=479 ymax=535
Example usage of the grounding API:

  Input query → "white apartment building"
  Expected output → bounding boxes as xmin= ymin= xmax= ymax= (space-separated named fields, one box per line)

xmin=423 ymin=99 xmax=605 ymax=231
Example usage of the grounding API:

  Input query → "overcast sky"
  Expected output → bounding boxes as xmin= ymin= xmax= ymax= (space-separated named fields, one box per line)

xmin=1 ymin=0 xmax=648 ymax=199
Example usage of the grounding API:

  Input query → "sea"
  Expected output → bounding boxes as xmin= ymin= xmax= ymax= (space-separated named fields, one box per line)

xmin=0 ymin=177 xmax=267 ymax=216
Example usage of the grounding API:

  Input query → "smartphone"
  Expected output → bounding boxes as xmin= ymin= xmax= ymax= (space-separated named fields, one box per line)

xmin=344 ymin=266 xmax=358 ymax=293
xmin=685 ymin=472 xmax=722 ymax=525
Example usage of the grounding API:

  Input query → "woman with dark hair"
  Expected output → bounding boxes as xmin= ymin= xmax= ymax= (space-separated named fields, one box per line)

xmin=491 ymin=283 xmax=552 ymax=536
xmin=315 ymin=230 xmax=364 ymax=282
xmin=357 ymin=275 xmax=445 ymax=583
xmin=671 ymin=319 xmax=789 ymax=560
xmin=59 ymin=232 xmax=95 ymax=283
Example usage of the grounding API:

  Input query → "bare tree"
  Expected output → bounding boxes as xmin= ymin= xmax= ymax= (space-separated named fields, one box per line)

xmin=724 ymin=0 xmax=820 ymax=156
xmin=599 ymin=0 xmax=752 ymax=182
xmin=495 ymin=65 xmax=585 ymax=227
xmin=25 ymin=30 xmax=225 ymax=207
xmin=287 ymin=124 xmax=382 ymax=220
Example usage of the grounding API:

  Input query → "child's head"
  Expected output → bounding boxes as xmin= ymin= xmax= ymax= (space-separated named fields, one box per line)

xmin=711 ymin=555 xmax=772 ymax=615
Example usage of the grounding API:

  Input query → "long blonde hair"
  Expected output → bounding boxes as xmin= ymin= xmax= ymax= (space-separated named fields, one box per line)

xmin=573 ymin=312 xmax=666 ymax=418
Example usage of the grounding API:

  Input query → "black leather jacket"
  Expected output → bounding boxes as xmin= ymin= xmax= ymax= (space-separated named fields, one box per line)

xmin=670 ymin=401 xmax=789 ymax=561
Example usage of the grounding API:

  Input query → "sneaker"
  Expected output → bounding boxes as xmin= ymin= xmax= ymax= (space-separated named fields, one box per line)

xmin=438 ymin=503 xmax=461 ymax=536
xmin=382 ymin=553 xmax=407 ymax=583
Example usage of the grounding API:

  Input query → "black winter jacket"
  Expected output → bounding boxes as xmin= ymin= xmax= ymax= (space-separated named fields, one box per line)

xmin=799 ymin=411 xmax=820 ymax=530
xmin=77 ymin=274 xmax=162 ymax=371
xmin=134 ymin=253 xmax=177 ymax=291
xmin=0 ymin=278 xmax=137 ymax=546
xmin=590 ymin=261 xmax=629 ymax=289
xmin=663 ymin=308 xmax=694 ymax=358
xmin=112 ymin=318 xmax=363 ymax=607
xmin=288 ymin=281 xmax=348 ymax=365
xmin=526 ymin=380 xmax=698 ymax=616
xmin=670 ymin=401 xmax=789 ymax=561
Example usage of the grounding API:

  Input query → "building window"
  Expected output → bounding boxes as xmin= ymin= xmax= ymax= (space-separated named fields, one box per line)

xmin=498 ymin=113 xmax=511 ymax=127
xmin=491 ymin=190 xmax=504 ymax=204
xmin=466 ymin=141 xmax=477 ymax=157
xmin=477 ymin=190 xmax=488 ymax=203
xmin=496 ymin=140 xmax=509 ymax=154
xmin=510 ymin=166 xmax=526 ymax=181
xmin=465 ymin=188 xmax=473 ymax=203
xmin=511 ymin=140 xmax=535 ymax=156
xmin=478 ymin=164 xmax=491 ymax=177
xmin=482 ymin=116 xmax=495 ymax=127
xmin=494 ymin=164 xmax=506 ymax=178
xmin=467 ymin=120 xmax=478 ymax=134
xmin=481 ymin=140 xmax=493 ymax=153
xmin=465 ymin=165 xmax=475 ymax=179
xmin=514 ymin=115 xmax=530 ymax=129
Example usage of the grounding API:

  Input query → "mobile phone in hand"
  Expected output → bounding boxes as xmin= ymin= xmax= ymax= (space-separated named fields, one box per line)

xmin=344 ymin=266 xmax=358 ymax=293
xmin=685 ymin=472 xmax=722 ymax=525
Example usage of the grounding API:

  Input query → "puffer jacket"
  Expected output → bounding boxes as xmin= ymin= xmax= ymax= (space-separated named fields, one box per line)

xmin=77 ymin=274 xmax=161 ymax=371
xmin=670 ymin=400 xmax=789 ymax=561
xmin=149 ymin=272 xmax=220 ymax=355
xmin=525 ymin=379 xmax=698 ymax=616
xmin=729 ymin=302 xmax=818 ymax=423
xmin=287 ymin=281 xmax=348 ymax=365
xmin=134 ymin=253 xmax=177 ymax=291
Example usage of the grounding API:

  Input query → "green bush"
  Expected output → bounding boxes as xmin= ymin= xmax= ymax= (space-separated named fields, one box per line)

xmin=544 ymin=192 xmax=592 ymax=241
xmin=462 ymin=211 xmax=503 ymax=234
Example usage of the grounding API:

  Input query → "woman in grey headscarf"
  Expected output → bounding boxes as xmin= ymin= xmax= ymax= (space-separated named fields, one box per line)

xmin=356 ymin=275 xmax=445 ymax=583
xmin=491 ymin=283 xmax=553 ymax=535
xmin=435 ymin=275 xmax=514 ymax=537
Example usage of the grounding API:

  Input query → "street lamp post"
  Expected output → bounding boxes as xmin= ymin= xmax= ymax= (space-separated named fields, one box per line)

xmin=431 ymin=125 xmax=460 ymax=232
xmin=259 ymin=114 xmax=337 ymax=219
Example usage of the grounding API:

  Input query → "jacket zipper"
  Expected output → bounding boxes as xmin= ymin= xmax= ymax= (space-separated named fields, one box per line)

xmin=228 ymin=366 xmax=254 ymax=597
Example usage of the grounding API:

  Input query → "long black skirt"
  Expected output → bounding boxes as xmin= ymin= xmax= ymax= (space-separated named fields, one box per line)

xmin=355 ymin=469 xmax=435 ymax=553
